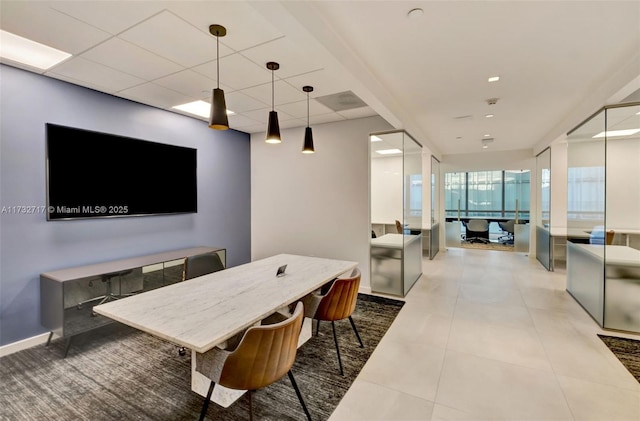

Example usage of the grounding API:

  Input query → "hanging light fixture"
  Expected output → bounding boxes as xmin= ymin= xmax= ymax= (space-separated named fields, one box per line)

xmin=302 ymin=86 xmax=315 ymax=154
xmin=265 ymin=61 xmax=281 ymax=143
xmin=208 ymin=24 xmax=229 ymax=130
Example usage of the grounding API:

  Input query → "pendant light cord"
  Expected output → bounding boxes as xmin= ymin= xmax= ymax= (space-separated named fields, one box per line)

xmin=271 ymin=69 xmax=275 ymax=111
xmin=216 ymin=34 xmax=220 ymax=89
xmin=307 ymin=91 xmax=310 ymax=126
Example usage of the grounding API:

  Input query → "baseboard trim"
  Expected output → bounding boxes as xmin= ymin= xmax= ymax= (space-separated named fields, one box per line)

xmin=0 ymin=332 xmax=56 ymax=358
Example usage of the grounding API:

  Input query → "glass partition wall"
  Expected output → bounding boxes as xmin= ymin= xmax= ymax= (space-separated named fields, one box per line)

xmin=370 ymin=130 xmax=423 ymax=296
xmin=565 ymin=102 xmax=640 ymax=334
xmin=535 ymin=148 xmax=552 ymax=270
xmin=430 ymin=156 xmax=441 ymax=259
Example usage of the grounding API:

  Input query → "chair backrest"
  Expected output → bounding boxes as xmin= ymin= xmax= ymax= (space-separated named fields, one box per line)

xmin=499 ymin=220 xmax=515 ymax=233
xmin=467 ymin=219 xmax=489 ymax=231
xmin=219 ymin=302 xmax=304 ymax=390
xmin=183 ymin=252 xmax=225 ymax=281
xmin=590 ymin=226 xmax=615 ymax=245
xmin=395 ymin=220 xmax=403 ymax=234
xmin=315 ymin=267 xmax=361 ymax=322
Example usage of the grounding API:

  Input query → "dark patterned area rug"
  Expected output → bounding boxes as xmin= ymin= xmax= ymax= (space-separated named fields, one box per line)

xmin=0 ymin=294 xmax=403 ymax=421
xmin=598 ymin=334 xmax=640 ymax=383
xmin=459 ymin=241 xmax=513 ymax=252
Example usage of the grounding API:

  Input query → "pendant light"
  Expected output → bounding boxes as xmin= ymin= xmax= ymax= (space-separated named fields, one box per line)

xmin=208 ymin=24 xmax=229 ymax=130
xmin=301 ymin=86 xmax=315 ymax=154
xmin=265 ymin=61 xmax=281 ymax=143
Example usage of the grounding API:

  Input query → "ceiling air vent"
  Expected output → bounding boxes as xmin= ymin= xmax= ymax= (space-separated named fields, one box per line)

xmin=315 ymin=90 xmax=367 ymax=112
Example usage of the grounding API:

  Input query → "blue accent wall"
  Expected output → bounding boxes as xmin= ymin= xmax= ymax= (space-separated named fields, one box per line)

xmin=0 ymin=65 xmax=251 ymax=346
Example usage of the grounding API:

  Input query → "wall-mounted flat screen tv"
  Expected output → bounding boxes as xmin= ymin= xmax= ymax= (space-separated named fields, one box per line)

xmin=46 ymin=123 xmax=197 ymax=220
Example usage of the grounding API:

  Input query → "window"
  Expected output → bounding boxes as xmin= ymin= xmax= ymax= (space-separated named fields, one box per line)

xmin=445 ymin=170 xmax=530 ymax=218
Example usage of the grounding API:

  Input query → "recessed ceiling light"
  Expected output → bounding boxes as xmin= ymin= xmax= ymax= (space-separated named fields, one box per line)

xmin=636 ymin=111 xmax=640 ymax=115
xmin=592 ymin=129 xmax=640 ymax=138
xmin=482 ymin=144 xmax=489 ymax=149
xmin=488 ymin=76 xmax=500 ymax=82
xmin=0 ymin=30 xmax=71 ymax=70
xmin=173 ymin=100 xmax=235 ymax=118
xmin=370 ymin=135 xmax=383 ymax=142
xmin=484 ymin=134 xmax=491 ymax=137
xmin=407 ymin=8 xmax=424 ymax=18
xmin=375 ymin=149 xmax=403 ymax=155
xmin=485 ymin=114 xmax=495 ymax=118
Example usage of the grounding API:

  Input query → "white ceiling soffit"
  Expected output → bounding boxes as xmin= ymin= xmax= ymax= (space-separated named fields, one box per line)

xmin=0 ymin=1 xmax=639 ymax=157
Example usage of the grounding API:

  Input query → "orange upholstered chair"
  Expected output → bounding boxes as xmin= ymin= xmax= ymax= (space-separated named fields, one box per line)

xmin=302 ymin=267 xmax=363 ymax=375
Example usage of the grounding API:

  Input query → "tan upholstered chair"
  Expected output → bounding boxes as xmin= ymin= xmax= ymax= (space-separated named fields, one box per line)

xmin=302 ymin=268 xmax=363 ymax=375
xmin=395 ymin=220 xmax=403 ymax=234
xmin=196 ymin=302 xmax=311 ymax=421
xmin=182 ymin=252 xmax=225 ymax=281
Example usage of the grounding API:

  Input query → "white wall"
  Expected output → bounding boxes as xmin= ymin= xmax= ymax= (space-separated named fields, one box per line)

xmin=251 ymin=116 xmax=393 ymax=292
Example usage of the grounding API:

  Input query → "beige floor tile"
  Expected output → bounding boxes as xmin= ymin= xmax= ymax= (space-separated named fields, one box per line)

xmin=435 ymin=350 xmax=573 ymax=420
xmin=358 ymin=339 xmax=446 ymax=402
xmin=383 ymin=309 xmax=452 ymax=348
xmin=328 ymin=380 xmax=434 ymax=421
xmin=447 ymin=318 xmax=552 ymax=371
xmin=557 ymin=375 xmax=640 ymax=421
xmin=539 ymin=330 xmax=640 ymax=391
xmin=454 ymin=298 xmax=533 ymax=330
xmin=430 ymin=404 xmax=498 ymax=421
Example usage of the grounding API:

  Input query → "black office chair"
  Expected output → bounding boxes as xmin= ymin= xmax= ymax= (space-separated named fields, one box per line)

xmin=498 ymin=220 xmax=515 ymax=244
xmin=77 ymin=269 xmax=135 ymax=313
xmin=465 ymin=219 xmax=490 ymax=243
xmin=182 ymin=252 xmax=225 ymax=281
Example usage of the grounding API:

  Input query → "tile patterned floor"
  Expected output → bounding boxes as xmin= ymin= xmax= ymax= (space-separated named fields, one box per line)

xmin=330 ymin=248 xmax=640 ymax=421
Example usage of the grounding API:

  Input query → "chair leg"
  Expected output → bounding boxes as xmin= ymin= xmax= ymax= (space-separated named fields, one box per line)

xmin=288 ymin=370 xmax=312 ymax=421
xmin=198 ymin=380 xmax=215 ymax=421
xmin=248 ymin=390 xmax=253 ymax=421
xmin=331 ymin=321 xmax=344 ymax=376
xmin=315 ymin=319 xmax=320 ymax=336
xmin=348 ymin=316 xmax=364 ymax=348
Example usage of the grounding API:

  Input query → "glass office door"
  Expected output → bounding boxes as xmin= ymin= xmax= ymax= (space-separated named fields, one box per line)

xmin=536 ymin=148 xmax=552 ymax=270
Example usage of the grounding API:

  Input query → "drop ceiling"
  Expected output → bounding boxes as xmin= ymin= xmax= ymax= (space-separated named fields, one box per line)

xmin=1 ymin=1 xmax=639 ymax=156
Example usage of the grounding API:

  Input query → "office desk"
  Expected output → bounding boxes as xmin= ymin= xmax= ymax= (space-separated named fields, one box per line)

xmin=94 ymin=253 xmax=357 ymax=406
xmin=370 ymin=234 xmax=422 ymax=296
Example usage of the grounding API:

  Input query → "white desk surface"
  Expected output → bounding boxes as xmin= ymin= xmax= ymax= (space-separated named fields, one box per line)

xmin=549 ymin=227 xmax=591 ymax=238
xmin=94 ymin=254 xmax=357 ymax=353
xmin=371 ymin=233 xmax=421 ymax=249
xmin=572 ymin=244 xmax=640 ymax=267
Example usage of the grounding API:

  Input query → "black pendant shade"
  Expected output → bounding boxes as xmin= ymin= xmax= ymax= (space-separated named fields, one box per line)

xmin=266 ymin=110 xmax=281 ymax=143
xmin=209 ymin=87 xmax=228 ymax=130
xmin=265 ymin=61 xmax=281 ymax=144
xmin=301 ymin=85 xmax=315 ymax=154
xmin=302 ymin=127 xmax=314 ymax=154
xmin=208 ymin=24 xmax=229 ymax=130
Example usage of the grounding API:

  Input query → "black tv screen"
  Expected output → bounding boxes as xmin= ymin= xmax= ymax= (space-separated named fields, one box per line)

xmin=46 ymin=123 xmax=197 ymax=220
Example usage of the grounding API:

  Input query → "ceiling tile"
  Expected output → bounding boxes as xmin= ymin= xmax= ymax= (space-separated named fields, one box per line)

xmin=279 ymin=118 xmax=307 ymax=130
xmin=169 ymin=2 xmax=283 ymax=51
xmin=225 ymin=91 xmax=268 ymax=113
xmin=50 ymin=1 xmax=162 ymax=35
xmin=0 ymin=1 xmax=111 ymax=54
xmin=242 ymin=107 xmax=295 ymax=125
xmin=192 ymin=53 xmax=271 ymax=91
xmin=238 ymin=124 xmax=265 ymax=135
xmin=47 ymin=57 xmax=145 ymax=92
xmin=240 ymin=36 xmax=324 ymax=78
xmin=81 ymin=38 xmax=184 ymax=81
xmin=277 ymin=99 xmax=335 ymax=119
xmin=228 ymin=114 xmax=261 ymax=128
xmin=283 ymin=69 xmax=351 ymax=97
xmin=119 ymin=82 xmax=194 ymax=109
xmin=119 ymin=10 xmax=224 ymax=68
xmin=337 ymin=106 xmax=379 ymax=119
xmin=310 ymin=113 xmax=346 ymax=126
xmin=153 ymin=70 xmax=223 ymax=99
xmin=240 ymin=80 xmax=306 ymax=107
